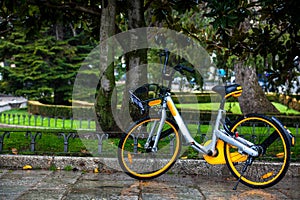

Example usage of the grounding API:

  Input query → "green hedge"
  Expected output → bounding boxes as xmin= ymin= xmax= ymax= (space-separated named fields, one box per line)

xmin=179 ymin=110 xmax=300 ymax=125
xmin=171 ymin=92 xmax=280 ymax=104
xmin=28 ymin=101 xmax=95 ymax=119
xmin=278 ymin=94 xmax=300 ymax=111
xmin=28 ymin=93 xmax=299 ymax=119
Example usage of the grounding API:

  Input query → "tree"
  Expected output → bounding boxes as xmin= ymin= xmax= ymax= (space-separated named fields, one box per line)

xmin=95 ymin=0 xmax=120 ymax=133
xmin=0 ymin=0 xmax=96 ymax=104
xmin=203 ymin=0 xmax=300 ymax=114
xmin=119 ymin=0 xmax=148 ymax=126
xmin=0 ymin=25 xmax=93 ymax=104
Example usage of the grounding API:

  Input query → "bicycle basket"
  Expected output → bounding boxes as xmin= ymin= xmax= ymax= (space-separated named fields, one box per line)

xmin=129 ymin=83 xmax=162 ymax=114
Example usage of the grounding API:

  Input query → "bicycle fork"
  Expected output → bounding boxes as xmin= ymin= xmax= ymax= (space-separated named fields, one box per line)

xmin=144 ymin=105 xmax=168 ymax=152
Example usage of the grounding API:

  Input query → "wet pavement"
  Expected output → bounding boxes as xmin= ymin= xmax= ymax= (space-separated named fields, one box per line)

xmin=0 ymin=169 xmax=299 ymax=200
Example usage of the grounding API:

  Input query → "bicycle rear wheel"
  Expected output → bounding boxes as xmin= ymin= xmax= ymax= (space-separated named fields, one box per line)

xmin=118 ymin=117 xmax=181 ymax=180
xmin=224 ymin=114 xmax=290 ymax=188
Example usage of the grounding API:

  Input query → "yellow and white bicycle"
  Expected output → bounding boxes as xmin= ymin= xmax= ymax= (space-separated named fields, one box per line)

xmin=118 ymin=50 xmax=295 ymax=189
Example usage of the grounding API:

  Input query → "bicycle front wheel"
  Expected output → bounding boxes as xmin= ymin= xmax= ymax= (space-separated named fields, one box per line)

xmin=224 ymin=114 xmax=290 ymax=188
xmin=118 ymin=117 xmax=181 ymax=180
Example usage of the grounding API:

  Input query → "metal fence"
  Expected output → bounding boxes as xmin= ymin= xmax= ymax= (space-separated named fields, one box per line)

xmin=0 ymin=121 xmax=300 ymax=161
xmin=0 ymin=116 xmax=299 ymax=161
xmin=0 ymin=130 xmax=109 ymax=155
xmin=0 ymin=113 xmax=96 ymax=130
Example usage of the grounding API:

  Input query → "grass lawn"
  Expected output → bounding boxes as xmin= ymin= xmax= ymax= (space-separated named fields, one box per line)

xmin=0 ymin=130 xmax=119 ymax=157
xmin=176 ymin=102 xmax=300 ymax=115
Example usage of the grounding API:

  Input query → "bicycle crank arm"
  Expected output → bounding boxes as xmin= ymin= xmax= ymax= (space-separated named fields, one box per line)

xmin=218 ymin=130 xmax=259 ymax=157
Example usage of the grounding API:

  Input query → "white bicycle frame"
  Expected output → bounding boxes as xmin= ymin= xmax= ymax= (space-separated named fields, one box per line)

xmin=151 ymin=93 xmax=259 ymax=157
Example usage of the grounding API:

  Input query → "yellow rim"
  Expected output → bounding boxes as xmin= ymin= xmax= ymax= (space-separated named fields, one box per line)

xmin=121 ymin=118 xmax=180 ymax=178
xmin=227 ymin=117 xmax=288 ymax=186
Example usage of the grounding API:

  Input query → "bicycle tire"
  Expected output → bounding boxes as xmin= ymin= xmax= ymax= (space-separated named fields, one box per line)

xmin=224 ymin=113 xmax=290 ymax=188
xmin=118 ymin=117 xmax=181 ymax=180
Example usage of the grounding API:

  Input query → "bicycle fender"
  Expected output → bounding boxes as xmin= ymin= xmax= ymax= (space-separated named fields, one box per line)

xmin=271 ymin=116 xmax=295 ymax=147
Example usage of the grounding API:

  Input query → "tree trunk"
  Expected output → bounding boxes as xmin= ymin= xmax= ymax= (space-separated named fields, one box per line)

xmin=119 ymin=0 xmax=148 ymax=128
xmin=234 ymin=62 xmax=279 ymax=114
xmin=95 ymin=0 xmax=120 ymax=134
xmin=53 ymin=84 xmax=69 ymax=105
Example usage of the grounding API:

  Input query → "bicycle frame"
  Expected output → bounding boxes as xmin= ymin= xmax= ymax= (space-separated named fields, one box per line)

xmin=152 ymin=93 xmax=260 ymax=157
xmin=119 ymin=49 xmax=294 ymax=189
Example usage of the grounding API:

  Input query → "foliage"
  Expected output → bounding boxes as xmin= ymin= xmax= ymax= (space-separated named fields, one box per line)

xmin=203 ymin=0 xmax=300 ymax=89
xmin=1 ymin=0 xmax=300 ymax=129
xmin=0 ymin=1 xmax=96 ymax=104
xmin=0 ymin=28 xmax=94 ymax=104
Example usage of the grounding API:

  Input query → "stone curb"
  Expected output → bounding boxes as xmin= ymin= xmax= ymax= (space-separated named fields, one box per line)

xmin=0 ymin=155 xmax=299 ymax=177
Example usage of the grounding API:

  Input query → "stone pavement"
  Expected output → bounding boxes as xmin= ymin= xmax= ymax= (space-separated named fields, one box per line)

xmin=0 ymin=169 xmax=300 ymax=200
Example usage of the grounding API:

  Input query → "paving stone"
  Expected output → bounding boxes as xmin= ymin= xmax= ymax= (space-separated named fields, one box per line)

xmin=0 ymin=164 xmax=299 ymax=199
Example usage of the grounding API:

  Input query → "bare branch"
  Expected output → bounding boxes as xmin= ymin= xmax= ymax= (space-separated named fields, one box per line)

xmin=36 ymin=1 xmax=101 ymax=16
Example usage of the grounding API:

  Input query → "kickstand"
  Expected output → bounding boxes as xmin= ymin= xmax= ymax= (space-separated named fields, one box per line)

xmin=233 ymin=156 xmax=253 ymax=190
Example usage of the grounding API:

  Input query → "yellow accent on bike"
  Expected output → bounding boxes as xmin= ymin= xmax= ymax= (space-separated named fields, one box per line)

xmin=128 ymin=153 xmax=133 ymax=164
xmin=276 ymin=152 xmax=284 ymax=158
xmin=276 ymin=151 xmax=294 ymax=158
xmin=203 ymin=140 xmax=226 ymax=165
xmin=232 ymin=92 xmax=242 ymax=98
xmin=229 ymin=152 xmax=248 ymax=162
xmin=148 ymin=99 xmax=162 ymax=107
xmin=203 ymin=140 xmax=248 ymax=165
xmin=284 ymin=126 xmax=295 ymax=146
xmin=167 ymin=101 xmax=177 ymax=116
xmin=261 ymin=172 xmax=274 ymax=179
xmin=225 ymin=90 xmax=243 ymax=99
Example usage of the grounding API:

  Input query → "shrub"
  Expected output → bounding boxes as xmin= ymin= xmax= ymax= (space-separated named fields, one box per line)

xmin=28 ymin=101 xmax=95 ymax=119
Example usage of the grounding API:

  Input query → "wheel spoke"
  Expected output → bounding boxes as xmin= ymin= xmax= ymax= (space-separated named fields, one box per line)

xmin=225 ymin=114 xmax=290 ymax=189
xmin=118 ymin=118 xmax=181 ymax=180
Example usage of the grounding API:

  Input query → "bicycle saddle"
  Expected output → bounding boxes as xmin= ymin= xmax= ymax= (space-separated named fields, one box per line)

xmin=212 ymin=84 xmax=243 ymax=99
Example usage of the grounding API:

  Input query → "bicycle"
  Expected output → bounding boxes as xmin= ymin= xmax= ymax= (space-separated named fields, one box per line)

xmin=118 ymin=49 xmax=295 ymax=189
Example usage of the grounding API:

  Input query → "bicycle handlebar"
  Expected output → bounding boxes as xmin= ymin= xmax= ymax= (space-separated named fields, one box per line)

xmin=174 ymin=64 xmax=195 ymax=74
xmin=159 ymin=49 xmax=194 ymax=74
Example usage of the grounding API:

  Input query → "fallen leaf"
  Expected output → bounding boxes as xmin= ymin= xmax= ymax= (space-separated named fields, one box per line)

xmin=23 ymin=165 xmax=32 ymax=170
xmin=93 ymin=168 xmax=99 ymax=173
xmin=81 ymin=149 xmax=89 ymax=154
xmin=11 ymin=148 xmax=18 ymax=155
